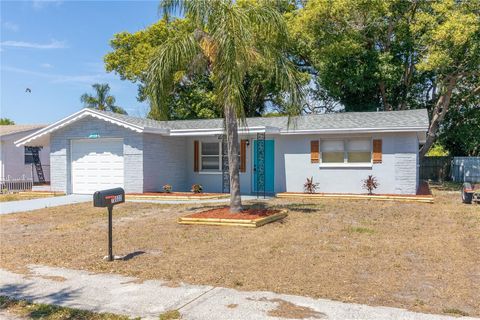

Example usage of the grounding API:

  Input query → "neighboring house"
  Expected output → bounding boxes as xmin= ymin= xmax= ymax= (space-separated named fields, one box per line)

xmin=1 ymin=125 xmax=50 ymax=183
xmin=15 ymin=108 xmax=429 ymax=195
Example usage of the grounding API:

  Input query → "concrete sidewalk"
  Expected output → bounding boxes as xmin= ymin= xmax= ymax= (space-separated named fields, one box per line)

xmin=0 ymin=195 xmax=91 ymax=215
xmin=0 ymin=265 xmax=475 ymax=320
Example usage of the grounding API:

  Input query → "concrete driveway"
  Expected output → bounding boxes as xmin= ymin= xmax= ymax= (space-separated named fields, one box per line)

xmin=0 ymin=195 xmax=91 ymax=215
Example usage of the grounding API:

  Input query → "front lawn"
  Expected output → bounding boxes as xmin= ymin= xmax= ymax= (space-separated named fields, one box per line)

xmin=0 ymin=190 xmax=478 ymax=317
xmin=0 ymin=193 xmax=62 ymax=202
xmin=0 ymin=296 xmax=130 ymax=320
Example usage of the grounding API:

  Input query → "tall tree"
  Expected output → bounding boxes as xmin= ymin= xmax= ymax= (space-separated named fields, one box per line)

xmin=80 ymin=83 xmax=127 ymax=114
xmin=289 ymin=0 xmax=479 ymax=156
xmin=0 ymin=118 xmax=15 ymax=125
xmin=147 ymin=0 xmax=302 ymax=212
xmin=105 ymin=7 xmax=305 ymax=120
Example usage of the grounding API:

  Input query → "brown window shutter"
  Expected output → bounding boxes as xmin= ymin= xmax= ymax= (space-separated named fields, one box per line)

xmin=194 ymin=140 xmax=199 ymax=172
xmin=373 ymin=139 xmax=382 ymax=163
xmin=311 ymin=140 xmax=319 ymax=163
xmin=240 ymin=139 xmax=247 ymax=172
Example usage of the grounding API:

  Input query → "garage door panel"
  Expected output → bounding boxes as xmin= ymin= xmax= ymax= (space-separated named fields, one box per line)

xmin=71 ymin=139 xmax=124 ymax=194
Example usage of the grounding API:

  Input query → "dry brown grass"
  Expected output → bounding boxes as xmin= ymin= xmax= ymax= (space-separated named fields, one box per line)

xmin=0 ymin=190 xmax=479 ymax=316
xmin=0 ymin=192 xmax=64 ymax=202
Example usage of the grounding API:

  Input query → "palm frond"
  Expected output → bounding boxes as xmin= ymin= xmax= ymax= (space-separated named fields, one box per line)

xmin=146 ymin=32 xmax=202 ymax=120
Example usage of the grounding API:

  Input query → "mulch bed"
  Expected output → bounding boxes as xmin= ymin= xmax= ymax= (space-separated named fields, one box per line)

xmin=186 ymin=207 xmax=281 ymax=220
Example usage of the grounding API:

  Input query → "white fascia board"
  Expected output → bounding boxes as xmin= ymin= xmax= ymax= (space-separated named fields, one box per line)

xmin=280 ymin=126 xmax=429 ymax=135
xmin=15 ymin=108 xmax=144 ymax=146
xmin=143 ymin=127 xmax=170 ymax=135
xmin=169 ymin=126 xmax=279 ymax=136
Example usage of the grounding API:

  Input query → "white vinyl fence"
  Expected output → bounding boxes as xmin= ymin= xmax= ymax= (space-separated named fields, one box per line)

xmin=0 ymin=176 xmax=33 ymax=193
xmin=451 ymin=157 xmax=480 ymax=183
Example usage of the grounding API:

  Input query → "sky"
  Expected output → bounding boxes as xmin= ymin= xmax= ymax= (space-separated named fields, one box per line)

xmin=1 ymin=0 xmax=163 ymax=124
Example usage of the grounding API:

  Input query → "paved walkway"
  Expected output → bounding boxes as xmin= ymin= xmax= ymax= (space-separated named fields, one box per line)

xmin=0 ymin=265 xmax=476 ymax=320
xmin=0 ymin=195 xmax=91 ymax=215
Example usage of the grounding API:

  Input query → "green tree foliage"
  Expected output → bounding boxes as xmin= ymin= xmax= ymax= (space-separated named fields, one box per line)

xmin=104 ymin=2 xmax=305 ymax=120
xmin=146 ymin=0 xmax=302 ymax=212
xmin=80 ymin=83 xmax=127 ymax=114
xmin=439 ymin=105 xmax=480 ymax=157
xmin=0 ymin=118 xmax=15 ymax=125
xmin=289 ymin=0 xmax=480 ymax=156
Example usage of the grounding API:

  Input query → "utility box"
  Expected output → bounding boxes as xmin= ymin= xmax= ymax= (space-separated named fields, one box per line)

xmin=93 ymin=187 xmax=125 ymax=207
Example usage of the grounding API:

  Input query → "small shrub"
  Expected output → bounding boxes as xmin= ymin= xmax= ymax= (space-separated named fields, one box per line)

xmin=442 ymin=308 xmax=469 ymax=316
xmin=159 ymin=309 xmax=181 ymax=320
xmin=191 ymin=184 xmax=203 ymax=193
xmin=347 ymin=226 xmax=375 ymax=235
xmin=362 ymin=175 xmax=379 ymax=195
xmin=304 ymin=177 xmax=319 ymax=194
xmin=162 ymin=184 xmax=172 ymax=193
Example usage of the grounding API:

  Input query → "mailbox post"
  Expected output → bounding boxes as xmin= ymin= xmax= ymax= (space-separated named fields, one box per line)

xmin=93 ymin=187 xmax=125 ymax=261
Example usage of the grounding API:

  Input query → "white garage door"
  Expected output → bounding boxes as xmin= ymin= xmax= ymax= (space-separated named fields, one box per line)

xmin=71 ymin=139 xmax=124 ymax=194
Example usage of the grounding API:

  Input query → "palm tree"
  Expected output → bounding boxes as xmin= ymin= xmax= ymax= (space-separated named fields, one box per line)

xmin=146 ymin=0 xmax=302 ymax=212
xmin=0 ymin=118 xmax=15 ymax=125
xmin=81 ymin=83 xmax=127 ymax=114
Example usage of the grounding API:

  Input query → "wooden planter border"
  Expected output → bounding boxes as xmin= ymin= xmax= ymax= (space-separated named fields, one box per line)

xmin=276 ymin=192 xmax=434 ymax=203
xmin=178 ymin=210 xmax=288 ymax=228
xmin=126 ymin=193 xmax=229 ymax=201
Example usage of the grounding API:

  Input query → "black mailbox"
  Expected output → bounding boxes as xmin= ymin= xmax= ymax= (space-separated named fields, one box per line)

xmin=93 ymin=187 xmax=125 ymax=207
xmin=93 ymin=187 xmax=125 ymax=262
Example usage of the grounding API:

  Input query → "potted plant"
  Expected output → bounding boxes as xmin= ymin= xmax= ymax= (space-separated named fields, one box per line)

xmin=362 ymin=175 xmax=379 ymax=195
xmin=304 ymin=177 xmax=319 ymax=194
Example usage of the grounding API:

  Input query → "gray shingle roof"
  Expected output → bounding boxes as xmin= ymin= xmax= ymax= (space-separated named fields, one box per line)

xmin=0 ymin=124 xmax=47 ymax=137
xmin=93 ymin=108 xmax=429 ymax=132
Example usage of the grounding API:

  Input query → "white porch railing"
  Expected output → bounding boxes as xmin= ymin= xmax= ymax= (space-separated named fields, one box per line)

xmin=0 ymin=176 xmax=34 ymax=193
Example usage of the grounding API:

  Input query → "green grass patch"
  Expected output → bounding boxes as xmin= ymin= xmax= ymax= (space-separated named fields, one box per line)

xmin=0 ymin=296 xmax=133 ymax=320
xmin=159 ymin=309 xmax=181 ymax=320
xmin=429 ymin=181 xmax=463 ymax=191
xmin=442 ymin=308 xmax=469 ymax=317
xmin=346 ymin=226 xmax=375 ymax=235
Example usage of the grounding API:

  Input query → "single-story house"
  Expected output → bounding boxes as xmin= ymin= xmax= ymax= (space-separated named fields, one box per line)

xmin=1 ymin=125 xmax=50 ymax=183
xmin=15 ymin=108 xmax=429 ymax=195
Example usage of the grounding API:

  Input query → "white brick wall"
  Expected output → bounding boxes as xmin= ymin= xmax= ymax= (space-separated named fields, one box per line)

xmin=143 ymin=134 xmax=187 ymax=192
xmin=50 ymin=116 xmax=143 ymax=193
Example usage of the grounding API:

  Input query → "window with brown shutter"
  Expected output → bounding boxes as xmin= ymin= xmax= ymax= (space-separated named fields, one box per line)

xmin=373 ymin=139 xmax=382 ymax=163
xmin=193 ymin=140 xmax=199 ymax=172
xmin=240 ymin=139 xmax=247 ymax=172
xmin=311 ymin=140 xmax=319 ymax=163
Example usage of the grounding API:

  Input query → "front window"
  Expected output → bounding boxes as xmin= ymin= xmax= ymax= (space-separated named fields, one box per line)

xmin=321 ymin=140 xmax=344 ymax=163
xmin=347 ymin=140 xmax=372 ymax=163
xmin=24 ymin=147 xmax=35 ymax=164
xmin=321 ymin=139 xmax=371 ymax=164
xmin=201 ymin=142 xmax=221 ymax=171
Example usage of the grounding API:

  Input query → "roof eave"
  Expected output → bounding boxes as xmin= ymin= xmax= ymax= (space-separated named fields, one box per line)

xmin=15 ymin=108 xmax=144 ymax=146
xmin=280 ymin=126 xmax=429 ymax=135
xmin=169 ymin=126 xmax=280 ymax=136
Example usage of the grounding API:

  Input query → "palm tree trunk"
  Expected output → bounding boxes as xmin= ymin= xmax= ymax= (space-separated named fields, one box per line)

xmin=224 ymin=103 xmax=242 ymax=213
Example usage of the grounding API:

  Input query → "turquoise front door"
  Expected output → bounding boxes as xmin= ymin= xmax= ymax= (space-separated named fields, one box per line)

xmin=253 ymin=139 xmax=275 ymax=193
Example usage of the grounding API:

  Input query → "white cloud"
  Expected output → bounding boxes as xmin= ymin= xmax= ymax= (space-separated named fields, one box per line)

xmin=0 ymin=39 xmax=67 ymax=49
xmin=40 ymin=63 xmax=53 ymax=68
xmin=1 ymin=65 xmax=113 ymax=84
xmin=3 ymin=21 xmax=19 ymax=32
